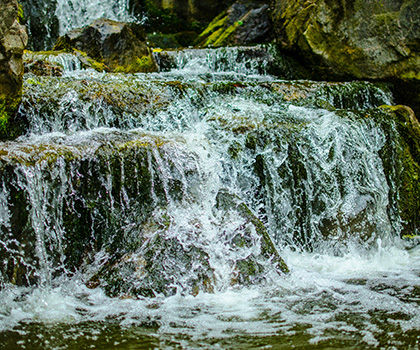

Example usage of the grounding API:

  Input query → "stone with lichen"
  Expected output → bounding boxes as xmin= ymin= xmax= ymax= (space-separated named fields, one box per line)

xmin=0 ymin=0 xmax=28 ymax=140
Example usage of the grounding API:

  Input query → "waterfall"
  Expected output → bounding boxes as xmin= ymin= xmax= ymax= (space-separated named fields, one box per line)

xmin=55 ymin=0 xmax=133 ymax=35
xmin=2 ymin=46 xmax=420 ymax=349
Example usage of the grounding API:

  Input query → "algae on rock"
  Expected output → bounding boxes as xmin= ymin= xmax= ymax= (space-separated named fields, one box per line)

xmin=53 ymin=18 xmax=158 ymax=73
xmin=271 ymin=0 xmax=420 ymax=113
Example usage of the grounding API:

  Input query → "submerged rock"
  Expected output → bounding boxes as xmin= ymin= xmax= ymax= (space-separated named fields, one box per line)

xmin=0 ymin=0 xmax=28 ymax=140
xmin=216 ymin=189 xmax=289 ymax=276
xmin=53 ymin=18 xmax=157 ymax=73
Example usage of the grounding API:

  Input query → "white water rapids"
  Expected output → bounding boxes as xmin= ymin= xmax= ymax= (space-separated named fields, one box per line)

xmin=1 ymin=47 xmax=420 ymax=349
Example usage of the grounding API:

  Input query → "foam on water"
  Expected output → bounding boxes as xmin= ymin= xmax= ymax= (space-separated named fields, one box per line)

xmin=55 ymin=0 xmax=134 ymax=35
xmin=1 ymin=243 xmax=420 ymax=348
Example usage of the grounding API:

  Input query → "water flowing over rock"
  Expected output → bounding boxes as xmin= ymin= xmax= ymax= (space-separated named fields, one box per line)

xmin=54 ymin=18 xmax=157 ymax=73
xmin=271 ymin=0 xmax=420 ymax=113
xmin=0 ymin=0 xmax=28 ymax=140
xmin=2 ymin=36 xmax=420 ymax=347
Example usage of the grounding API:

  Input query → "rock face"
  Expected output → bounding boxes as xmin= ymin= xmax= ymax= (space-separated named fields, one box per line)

xmin=271 ymin=0 xmax=420 ymax=112
xmin=0 ymin=0 xmax=28 ymax=140
xmin=54 ymin=18 xmax=157 ymax=73
xmin=196 ymin=1 xmax=273 ymax=47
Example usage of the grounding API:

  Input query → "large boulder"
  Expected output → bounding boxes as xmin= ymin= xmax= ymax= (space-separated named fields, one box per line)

xmin=0 ymin=0 xmax=28 ymax=140
xmin=54 ymin=18 xmax=157 ymax=73
xmin=271 ymin=0 xmax=420 ymax=112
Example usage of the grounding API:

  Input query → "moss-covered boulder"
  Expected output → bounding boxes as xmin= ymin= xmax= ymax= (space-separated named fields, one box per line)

xmin=371 ymin=105 xmax=420 ymax=237
xmin=53 ymin=18 xmax=157 ymax=73
xmin=196 ymin=1 xmax=272 ymax=47
xmin=271 ymin=0 xmax=420 ymax=113
xmin=0 ymin=132 xmax=197 ymax=289
xmin=0 ymin=0 xmax=28 ymax=140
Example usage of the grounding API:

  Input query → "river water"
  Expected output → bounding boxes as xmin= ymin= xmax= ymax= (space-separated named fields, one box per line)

xmin=1 ymin=47 xmax=420 ymax=349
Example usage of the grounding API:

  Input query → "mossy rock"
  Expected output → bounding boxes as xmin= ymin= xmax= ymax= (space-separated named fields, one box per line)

xmin=0 ymin=95 xmax=27 ymax=141
xmin=0 ymin=133 xmax=198 ymax=287
xmin=53 ymin=18 xmax=158 ymax=73
xmin=271 ymin=0 xmax=420 ymax=113
xmin=371 ymin=105 xmax=420 ymax=236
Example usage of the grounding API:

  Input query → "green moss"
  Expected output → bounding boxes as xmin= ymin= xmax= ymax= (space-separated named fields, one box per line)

xmin=17 ymin=2 xmax=24 ymax=23
xmin=212 ymin=22 xmax=239 ymax=47
xmin=196 ymin=12 xmax=242 ymax=47
xmin=0 ymin=95 xmax=24 ymax=141
xmin=114 ymin=55 xmax=157 ymax=73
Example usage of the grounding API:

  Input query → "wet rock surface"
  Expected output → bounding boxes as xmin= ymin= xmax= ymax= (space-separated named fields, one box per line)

xmin=271 ymin=0 xmax=420 ymax=113
xmin=0 ymin=0 xmax=28 ymax=140
xmin=53 ymin=18 xmax=157 ymax=73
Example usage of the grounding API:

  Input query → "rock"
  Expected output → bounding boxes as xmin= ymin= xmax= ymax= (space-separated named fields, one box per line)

xmin=24 ymin=59 xmax=63 ymax=77
xmin=372 ymin=105 xmax=420 ymax=237
xmin=196 ymin=1 xmax=273 ymax=47
xmin=53 ymin=18 xmax=157 ymax=73
xmin=271 ymin=0 xmax=420 ymax=113
xmin=0 ymin=0 xmax=28 ymax=140
xmin=0 ymin=132 xmax=194 ymax=288
xmin=23 ymin=49 xmax=109 ymax=74
xmin=216 ymin=189 xmax=289 ymax=276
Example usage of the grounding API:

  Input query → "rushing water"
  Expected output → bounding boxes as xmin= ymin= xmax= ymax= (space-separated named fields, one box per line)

xmin=1 ymin=47 xmax=420 ymax=349
xmin=55 ymin=0 xmax=134 ymax=35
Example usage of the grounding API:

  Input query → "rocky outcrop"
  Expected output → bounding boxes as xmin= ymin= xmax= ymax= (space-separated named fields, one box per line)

xmin=0 ymin=0 xmax=28 ymax=140
xmin=53 ymin=18 xmax=157 ymax=73
xmin=196 ymin=1 xmax=273 ymax=47
xmin=271 ymin=0 xmax=420 ymax=113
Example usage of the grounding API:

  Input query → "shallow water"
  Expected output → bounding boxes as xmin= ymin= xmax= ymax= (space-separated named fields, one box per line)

xmin=1 ymin=245 xmax=420 ymax=349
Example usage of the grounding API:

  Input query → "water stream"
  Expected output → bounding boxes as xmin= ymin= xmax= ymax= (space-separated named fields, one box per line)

xmin=55 ymin=0 xmax=134 ymax=35
xmin=1 ymin=47 xmax=420 ymax=349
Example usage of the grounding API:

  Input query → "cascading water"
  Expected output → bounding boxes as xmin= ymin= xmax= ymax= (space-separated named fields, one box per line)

xmin=1 ymin=46 xmax=420 ymax=349
xmin=55 ymin=0 xmax=134 ymax=35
